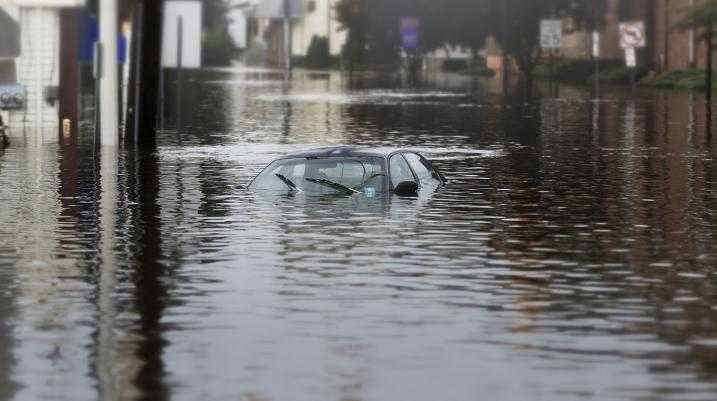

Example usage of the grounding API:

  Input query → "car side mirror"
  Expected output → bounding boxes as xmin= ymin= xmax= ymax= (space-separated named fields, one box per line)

xmin=393 ymin=181 xmax=419 ymax=196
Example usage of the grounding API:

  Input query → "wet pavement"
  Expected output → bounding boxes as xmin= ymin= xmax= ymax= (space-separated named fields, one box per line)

xmin=1 ymin=68 xmax=717 ymax=401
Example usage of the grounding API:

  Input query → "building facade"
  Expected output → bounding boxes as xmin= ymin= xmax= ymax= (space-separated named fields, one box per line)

xmin=0 ymin=0 xmax=84 ymax=139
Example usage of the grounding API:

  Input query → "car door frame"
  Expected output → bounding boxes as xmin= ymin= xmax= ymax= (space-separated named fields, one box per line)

xmin=387 ymin=151 xmax=420 ymax=190
xmin=400 ymin=151 xmax=446 ymax=188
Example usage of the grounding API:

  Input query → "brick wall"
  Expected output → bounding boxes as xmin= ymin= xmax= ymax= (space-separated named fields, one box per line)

xmin=8 ymin=7 xmax=60 ymax=133
xmin=652 ymin=0 xmax=710 ymax=72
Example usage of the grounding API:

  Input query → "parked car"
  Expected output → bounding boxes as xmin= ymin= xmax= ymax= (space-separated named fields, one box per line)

xmin=248 ymin=146 xmax=446 ymax=196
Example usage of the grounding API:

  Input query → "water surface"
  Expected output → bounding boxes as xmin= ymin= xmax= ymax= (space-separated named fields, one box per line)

xmin=1 ymin=69 xmax=717 ymax=401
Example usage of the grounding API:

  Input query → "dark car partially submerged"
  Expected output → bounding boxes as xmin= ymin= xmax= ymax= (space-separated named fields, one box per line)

xmin=248 ymin=146 xmax=446 ymax=196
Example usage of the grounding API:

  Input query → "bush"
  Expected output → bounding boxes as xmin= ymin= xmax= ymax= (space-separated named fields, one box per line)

xmin=442 ymin=59 xmax=469 ymax=72
xmin=243 ymin=43 xmax=267 ymax=67
xmin=305 ymin=36 xmax=331 ymax=69
xmin=441 ymin=58 xmax=495 ymax=76
xmin=534 ymin=59 xmax=648 ymax=85
xmin=640 ymin=69 xmax=710 ymax=89
xmin=202 ymin=22 xmax=239 ymax=66
xmin=588 ymin=65 xmax=649 ymax=85
xmin=535 ymin=59 xmax=615 ymax=81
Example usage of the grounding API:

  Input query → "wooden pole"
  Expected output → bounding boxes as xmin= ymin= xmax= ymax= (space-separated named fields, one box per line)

xmin=125 ymin=0 xmax=164 ymax=146
xmin=283 ymin=0 xmax=292 ymax=73
xmin=706 ymin=23 xmax=713 ymax=139
xmin=59 ymin=9 xmax=80 ymax=142
xmin=707 ymin=23 xmax=713 ymax=105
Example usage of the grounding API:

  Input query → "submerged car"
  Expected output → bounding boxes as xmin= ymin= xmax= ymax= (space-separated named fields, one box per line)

xmin=248 ymin=146 xmax=446 ymax=196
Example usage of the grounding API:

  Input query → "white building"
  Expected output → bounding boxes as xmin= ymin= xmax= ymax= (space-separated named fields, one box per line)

xmin=0 ymin=0 xmax=84 ymax=139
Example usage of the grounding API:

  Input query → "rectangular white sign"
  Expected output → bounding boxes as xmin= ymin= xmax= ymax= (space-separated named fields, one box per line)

xmin=540 ymin=19 xmax=562 ymax=49
xmin=162 ymin=1 xmax=202 ymax=68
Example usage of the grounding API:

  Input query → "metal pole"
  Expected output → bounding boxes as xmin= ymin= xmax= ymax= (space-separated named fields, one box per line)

xmin=283 ymin=0 xmax=292 ymax=72
xmin=594 ymin=38 xmax=600 ymax=98
xmin=630 ymin=67 xmax=636 ymax=91
xmin=99 ymin=0 xmax=119 ymax=146
xmin=689 ymin=0 xmax=695 ymax=68
xmin=708 ymin=23 xmax=714 ymax=142
xmin=176 ymin=17 xmax=183 ymax=130
xmin=593 ymin=2 xmax=599 ymax=99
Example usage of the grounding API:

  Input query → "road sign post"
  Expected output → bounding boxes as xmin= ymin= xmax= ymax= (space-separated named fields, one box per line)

xmin=161 ymin=1 xmax=202 ymax=130
xmin=540 ymin=19 xmax=562 ymax=96
xmin=619 ymin=21 xmax=646 ymax=91
xmin=625 ymin=47 xmax=637 ymax=89
xmin=593 ymin=30 xmax=600 ymax=98
xmin=400 ymin=17 xmax=420 ymax=82
xmin=540 ymin=19 xmax=563 ymax=50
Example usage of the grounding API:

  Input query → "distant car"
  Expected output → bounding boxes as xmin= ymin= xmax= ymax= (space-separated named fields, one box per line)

xmin=248 ymin=146 xmax=446 ymax=196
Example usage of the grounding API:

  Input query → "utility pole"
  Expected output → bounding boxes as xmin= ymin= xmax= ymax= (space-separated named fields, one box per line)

xmin=99 ymin=0 xmax=119 ymax=146
xmin=283 ymin=0 xmax=292 ymax=72
xmin=689 ymin=0 xmax=696 ymax=68
xmin=592 ymin=1 xmax=599 ymax=99
xmin=664 ymin=0 xmax=670 ymax=72
xmin=59 ymin=9 xmax=80 ymax=141
xmin=125 ymin=0 xmax=164 ymax=146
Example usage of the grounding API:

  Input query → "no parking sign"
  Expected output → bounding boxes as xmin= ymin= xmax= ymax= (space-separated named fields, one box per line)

xmin=619 ymin=21 xmax=646 ymax=49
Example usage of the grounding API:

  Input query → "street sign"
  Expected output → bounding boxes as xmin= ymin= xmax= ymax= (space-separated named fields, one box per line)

xmin=162 ymin=1 xmax=203 ymax=68
xmin=592 ymin=31 xmax=600 ymax=58
xmin=400 ymin=17 xmax=420 ymax=52
xmin=540 ymin=19 xmax=562 ymax=49
xmin=625 ymin=47 xmax=637 ymax=68
xmin=619 ymin=21 xmax=646 ymax=49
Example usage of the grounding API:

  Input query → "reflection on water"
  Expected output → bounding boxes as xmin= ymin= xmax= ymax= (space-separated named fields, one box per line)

xmin=1 ymin=68 xmax=717 ymax=401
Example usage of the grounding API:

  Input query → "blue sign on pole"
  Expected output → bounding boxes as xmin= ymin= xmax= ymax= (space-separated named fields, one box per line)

xmin=79 ymin=14 xmax=127 ymax=64
xmin=400 ymin=17 xmax=420 ymax=52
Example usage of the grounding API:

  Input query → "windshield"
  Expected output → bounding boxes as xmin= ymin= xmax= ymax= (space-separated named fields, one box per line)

xmin=249 ymin=157 xmax=387 ymax=194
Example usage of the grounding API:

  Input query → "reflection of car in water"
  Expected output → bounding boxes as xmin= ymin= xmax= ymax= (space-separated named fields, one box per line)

xmin=248 ymin=146 xmax=446 ymax=197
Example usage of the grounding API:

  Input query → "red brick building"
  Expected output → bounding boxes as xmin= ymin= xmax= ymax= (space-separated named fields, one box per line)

xmin=652 ymin=0 xmax=707 ymax=72
xmin=561 ymin=0 xmax=711 ymax=73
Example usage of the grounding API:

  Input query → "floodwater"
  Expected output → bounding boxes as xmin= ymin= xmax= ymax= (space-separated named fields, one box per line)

xmin=1 ymin=68 xmax=717 ymax=401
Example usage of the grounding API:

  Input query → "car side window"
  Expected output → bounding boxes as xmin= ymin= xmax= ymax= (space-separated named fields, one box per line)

xmin=389 ymin=154 xmax=416 ymax=188
xmin=404 ymin=153 xmax=440 ymax=185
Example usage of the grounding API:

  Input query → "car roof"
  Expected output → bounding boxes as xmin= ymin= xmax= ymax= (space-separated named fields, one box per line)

xmin=278 ymin=146 xmax=407 ymax=160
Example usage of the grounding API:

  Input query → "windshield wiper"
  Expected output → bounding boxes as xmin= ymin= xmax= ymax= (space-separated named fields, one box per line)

xmin=275 ymin=173 xmax=302 ymax=192
xmin=305 ymin=177 xmax=360 ymax=194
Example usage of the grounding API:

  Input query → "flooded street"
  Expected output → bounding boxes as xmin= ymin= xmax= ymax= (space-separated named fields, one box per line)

xmin=1 ymin=68 xmax=717 ymax=401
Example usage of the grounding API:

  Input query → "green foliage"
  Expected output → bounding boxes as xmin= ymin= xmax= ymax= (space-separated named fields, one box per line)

xmin=244 ymin=43 xmax=267 ymax=67
xmin=441 ymin=59 xmax=495 ymax=76
xmin=641 ymin=69 xmax=714 ymax=89
xmin=335 ymin=0 xmax=606 ymax=75
xmin=442 ymin=59 xmax=469 ymax=72
xmin=201 ymin=0 xmax=238 ymax=66
xmin=336 ymin=0 xmax=405 ymax=69
xmin=674 ymin=0 xmax=717 ymax=35
xmin=533 ymin=59 xmax=625 ymax=83
xmin=587 ymin=65 xmax=649 ymax=85
xmin=305 ymin=36 xmax=331 ymax=69
xmin=488 ymin=0 xmax=606 ymax=76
